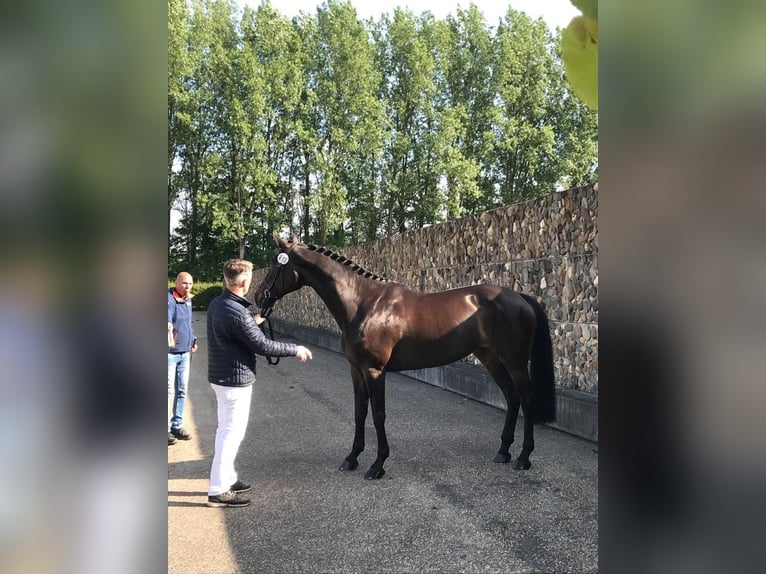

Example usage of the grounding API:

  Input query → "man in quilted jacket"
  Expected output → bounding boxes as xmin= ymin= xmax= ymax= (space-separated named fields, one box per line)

xmin=205 ymin=258 xmax=312 ymax=508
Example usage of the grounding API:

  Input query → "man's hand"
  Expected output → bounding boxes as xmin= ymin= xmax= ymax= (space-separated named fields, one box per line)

xmin=191 ymin=343 xmax=198 ymax=353
xmin=295 ymin=346 xmax=313 ymax=362
xmin=253 ymin=313 xmax=266 ymax=326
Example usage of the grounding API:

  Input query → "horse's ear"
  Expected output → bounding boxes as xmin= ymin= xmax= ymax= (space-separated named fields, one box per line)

xmin=290 ymin=231 xmax=300 ymax=244
xmin=273 ymin=231 xmax=288 ymax=250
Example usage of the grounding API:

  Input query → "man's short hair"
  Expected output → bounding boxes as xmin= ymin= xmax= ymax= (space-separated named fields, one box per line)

xmin=223 ymin=259 xmax=253 ymax=287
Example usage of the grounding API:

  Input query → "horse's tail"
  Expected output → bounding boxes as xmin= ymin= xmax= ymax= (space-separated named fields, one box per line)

xmin=520 ymin=293 xmax=557 ymax=424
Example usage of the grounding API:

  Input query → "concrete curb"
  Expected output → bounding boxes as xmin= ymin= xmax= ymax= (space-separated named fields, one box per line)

xmin=268 ymin=318 xmax=598 ymax=443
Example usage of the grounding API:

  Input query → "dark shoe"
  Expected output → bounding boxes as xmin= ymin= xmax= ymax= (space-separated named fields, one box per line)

xmin=230 ymin=480 xmax=251 ymax=493
xmin=171 ymin=427 xmax=192 ymax=440
xmin=168 ymin=433 xmax=177 ymax=446
xmin=206 ymin=491 xmax=250 ymax=508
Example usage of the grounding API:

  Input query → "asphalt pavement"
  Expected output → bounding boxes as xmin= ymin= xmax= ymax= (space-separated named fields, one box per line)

xmin=168 ymin=312 xmax=598 ymax=574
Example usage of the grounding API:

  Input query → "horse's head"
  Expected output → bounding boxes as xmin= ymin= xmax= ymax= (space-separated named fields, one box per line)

xmin=254 ymin=232 xmax=304 ymax=317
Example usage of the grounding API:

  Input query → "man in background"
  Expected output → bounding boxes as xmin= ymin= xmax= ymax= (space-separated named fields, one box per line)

xmin=168 ymin=272 xmax=197 ymax=445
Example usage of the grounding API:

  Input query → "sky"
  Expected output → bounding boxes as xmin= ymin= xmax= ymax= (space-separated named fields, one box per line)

xmin=239 ymin=0 xmax=579 ymax=31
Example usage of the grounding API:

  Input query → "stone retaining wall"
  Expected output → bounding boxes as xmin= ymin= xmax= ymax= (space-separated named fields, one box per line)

xmin=255 ymin=183 xmax=598 ymax=394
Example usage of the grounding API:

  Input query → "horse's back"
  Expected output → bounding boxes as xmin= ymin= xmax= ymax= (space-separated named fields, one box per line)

xmin=383 ymin=284 xmax=534 ymax=371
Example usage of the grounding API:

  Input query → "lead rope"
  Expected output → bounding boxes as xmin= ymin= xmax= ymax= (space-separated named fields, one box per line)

xmin=258 ymin=311 xmax=280 ymax=366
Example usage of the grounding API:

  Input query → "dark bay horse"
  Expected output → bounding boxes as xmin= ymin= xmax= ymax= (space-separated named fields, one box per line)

xmin=254 ymin=233 xmax=556 ymax=479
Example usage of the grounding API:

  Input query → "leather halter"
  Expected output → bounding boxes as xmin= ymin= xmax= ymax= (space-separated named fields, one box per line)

xmin=258 ymin=254 xmax=287 ymax=317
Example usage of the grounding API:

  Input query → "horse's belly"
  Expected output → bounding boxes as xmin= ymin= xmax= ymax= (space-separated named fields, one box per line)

xmin=386 ymin=336 xmax=474 ymax=371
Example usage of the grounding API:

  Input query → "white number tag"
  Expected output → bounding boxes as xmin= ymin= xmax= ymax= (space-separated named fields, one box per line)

xmin=277 ymin=253 xmax=289 ymax=265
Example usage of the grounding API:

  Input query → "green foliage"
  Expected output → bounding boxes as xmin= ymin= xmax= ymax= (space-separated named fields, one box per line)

xmin=561 ymin=1 xmax=598 ymax=109
xmin=492 ymin=10 xmax=558 ymax=202
xmin=191 ymin=283 xmax=224 ymax=310
xmin=168 ymin=0 xmax=598 ymax=272
xmin=167 ymin=279 xmax=222 ymax=310
xmin=441 ymin=5 xmax=496 ymax=215
xmin=304 ymin=0 xmax=386 ymax=244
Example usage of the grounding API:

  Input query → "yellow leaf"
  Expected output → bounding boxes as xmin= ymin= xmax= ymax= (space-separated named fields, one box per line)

xmin=562 ymin=16 xmax=598 ymax=109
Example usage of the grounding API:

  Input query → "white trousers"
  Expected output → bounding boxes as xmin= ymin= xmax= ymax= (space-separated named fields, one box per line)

xmin=208 ymin=383 xmax=253 ymax=496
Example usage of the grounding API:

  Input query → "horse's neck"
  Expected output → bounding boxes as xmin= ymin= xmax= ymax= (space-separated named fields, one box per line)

xmin=300 ymin=255 xmax=367 ymax=328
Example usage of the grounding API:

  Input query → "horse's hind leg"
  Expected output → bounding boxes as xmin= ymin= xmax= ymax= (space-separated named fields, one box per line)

xmin=475 ymin=348 xmax=521 ymax=464
xmin=506 ymin=366 xmax=535 ymax=470
xmin=340 ymin=365 xmax=368 ymax=472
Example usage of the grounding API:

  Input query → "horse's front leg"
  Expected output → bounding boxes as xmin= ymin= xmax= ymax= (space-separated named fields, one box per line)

xmin=340 ymin=365 xmax=368 ymax=471
xmin=364 ymin=368 xmax=388 ymax=480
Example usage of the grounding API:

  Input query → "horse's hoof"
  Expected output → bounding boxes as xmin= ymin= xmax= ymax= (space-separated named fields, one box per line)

xmin=339 ymin=460 xmax=359 ymax=471
xmin=493 ymin=452 xmax=511 ymax=464
xmin=514 ymin=458 xmax=532 ymax=470
xmin=364 ymin=467 xmax=385 ymax=480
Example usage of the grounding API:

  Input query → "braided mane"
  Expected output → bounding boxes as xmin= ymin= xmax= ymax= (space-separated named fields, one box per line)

xmin=306 ymin=244 xmax=387 ymax=282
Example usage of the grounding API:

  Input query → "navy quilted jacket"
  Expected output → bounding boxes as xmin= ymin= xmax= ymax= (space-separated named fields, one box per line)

xmin=206 ymin=289 xmax=298 ymax=387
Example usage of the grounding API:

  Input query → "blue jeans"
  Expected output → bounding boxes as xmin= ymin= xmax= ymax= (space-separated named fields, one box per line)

xmin=168 ymin=352 xmax=190 ymax=430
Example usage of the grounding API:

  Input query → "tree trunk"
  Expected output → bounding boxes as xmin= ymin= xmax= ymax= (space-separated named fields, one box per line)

xmin=302 ymin=161 xmax=311 ymax=241
xmin=188 ymin=169 xmax=198 ymax=268
xmin=167 ymin=179 xmax=173 ymax=261
xmin=318 ymin=215 xmax=327 ymax=246
xmin=385 ymin=166 xmax=398 ymax=238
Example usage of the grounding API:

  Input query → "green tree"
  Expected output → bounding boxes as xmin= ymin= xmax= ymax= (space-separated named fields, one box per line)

xmin=491 ymin=10 xmax=559 ymax=202
xmin=307 ymin=0 xmax=385 ymax=245
xmin=440 ymin=5 xmax=495 ymax=214
xmin=168 ymin=0 xmax=191 ymax=258
xmin=167 ymin=2 xmax=598 ymax=275
xmin=200 ymin=0 xmax=257 ymax=259
xmin=239 ymin=1 xmax=306 ymax=258
xmin=548 ymin=36 xmax=599 ymax=189
xmin=373 ymin=9 xmax=445 ymax=236
xmin=173 ymin=0 xmax=221 ymax=270
xmin=291 ymin=12 xmax=321 ymax=242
